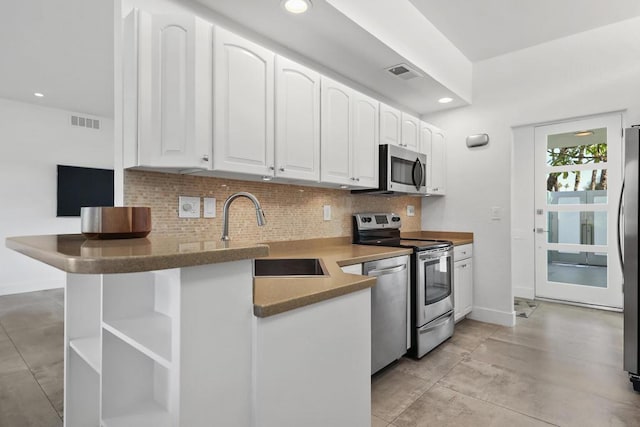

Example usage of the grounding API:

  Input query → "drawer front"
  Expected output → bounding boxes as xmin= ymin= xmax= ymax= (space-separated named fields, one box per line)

xmin=454 ymin=244 xmax=473 ymax=261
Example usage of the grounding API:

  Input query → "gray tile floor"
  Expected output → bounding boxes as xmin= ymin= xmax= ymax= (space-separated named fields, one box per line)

xmin=0 ymin=290 xmax=638 ymax=426
xmin=372 ymin=301 xmax=640 ymax=426
xmin=0 ymin=289 xmax=63 ymax=427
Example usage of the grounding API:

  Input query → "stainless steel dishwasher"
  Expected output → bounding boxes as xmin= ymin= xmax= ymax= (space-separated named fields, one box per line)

xmin=364 ymin=255 xmax=409 ymax=374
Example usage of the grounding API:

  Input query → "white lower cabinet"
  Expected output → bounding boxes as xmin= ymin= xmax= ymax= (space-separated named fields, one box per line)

xmin=453 ymin=244 xmax=473 ymax=322
xmin=254 ymin=289 xmax=371 ymax=427
xmin=64 ymin=260 xmax=255 ymax=427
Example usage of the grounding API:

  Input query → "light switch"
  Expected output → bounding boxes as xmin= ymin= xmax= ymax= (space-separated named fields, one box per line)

xmin=179 ymin=196 xmax=200 ymax=218
xmin=323 ymin=205 xmax=331 ymax=221
xmin=406 ymin=205 xmax=415 ymax=217
xmin=203 ymin=198 xmax=216 ymax=218
xmin=491 ymin=206 xmax=502 ymax=221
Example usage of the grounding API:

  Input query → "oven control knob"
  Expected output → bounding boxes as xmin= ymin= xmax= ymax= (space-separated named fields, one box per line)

xmin=392 ymin=216 xmax=400 ymax=222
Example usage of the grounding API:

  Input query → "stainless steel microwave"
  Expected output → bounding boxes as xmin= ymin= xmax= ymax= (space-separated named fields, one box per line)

xmin=353 ymin=144 xmax=427 ymax=196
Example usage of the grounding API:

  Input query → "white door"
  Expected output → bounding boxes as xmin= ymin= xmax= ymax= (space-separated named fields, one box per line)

xmin=136 ymin=12 xmax=213 ymax=169
xmin=534 ymin=114 xmax=623 ymax=308
xmin=274 ymin=56 xmax=320 ymax=182
xmin=379 ymin=103 xmax=402 ymax=147
xmin=213 ymin=27 xmax=274 ymax=176
xmin=401 ymin=113 xmax=420 ymax=151
xmin=320 ymin=77 xmax=351 ymax=186
xmin=351 ymin=91 xmax=379 ymax=188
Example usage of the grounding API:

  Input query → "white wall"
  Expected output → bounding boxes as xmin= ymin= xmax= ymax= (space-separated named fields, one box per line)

xmin=0 ymin=99 xmax=114 ymax=295
xmin=422 ymin=17 xmax=640 ymax=326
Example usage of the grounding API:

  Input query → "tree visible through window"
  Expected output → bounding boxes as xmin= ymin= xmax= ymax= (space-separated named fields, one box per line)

xmin=546 ymin=143 xmax=607 ymax=191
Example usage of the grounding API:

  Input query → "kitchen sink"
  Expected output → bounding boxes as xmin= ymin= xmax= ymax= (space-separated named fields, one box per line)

xmin=254 ymin=258 xmax=327 ymax=277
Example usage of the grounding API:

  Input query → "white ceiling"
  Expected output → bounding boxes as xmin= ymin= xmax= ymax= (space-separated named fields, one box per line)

xmin=2 ymin=0 xmax=640 ymax=118
xmin=0 ymin=0 xmax=113 ymax=117
xmin=409 ymin=0 xmax=640 ymax=61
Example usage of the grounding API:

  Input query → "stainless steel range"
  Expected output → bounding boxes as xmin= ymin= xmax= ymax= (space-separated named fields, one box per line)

xmin=353 ymin=213 xmax=455 ymax=358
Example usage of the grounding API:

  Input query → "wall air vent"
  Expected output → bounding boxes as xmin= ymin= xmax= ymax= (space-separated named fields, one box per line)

xmin=70 ymin=115 xmax=100 ymax=130
xmin=386 ymin=63 xmax=421 ymax=81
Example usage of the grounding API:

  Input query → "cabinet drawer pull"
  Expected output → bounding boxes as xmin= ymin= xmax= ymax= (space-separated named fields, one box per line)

xmin=279 ymin=167 xmax=285 ymax=172
xmin=202 ymin=154 xmax=209 ymax=161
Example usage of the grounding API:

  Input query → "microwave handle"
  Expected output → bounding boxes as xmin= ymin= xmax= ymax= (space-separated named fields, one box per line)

xmin=412 ymin=157 xmax=423 ymax=191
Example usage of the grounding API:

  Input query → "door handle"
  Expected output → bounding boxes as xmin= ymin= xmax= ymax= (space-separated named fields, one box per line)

xmin=367 ymin=264 xmax=406 ymax=277
xmin=535 ymin=228 xmax=548 ymax=233
xmin=617 ymin=180 xmax=625 ymax=270
xmin=419 ymin=312 xmax=453 ymax=333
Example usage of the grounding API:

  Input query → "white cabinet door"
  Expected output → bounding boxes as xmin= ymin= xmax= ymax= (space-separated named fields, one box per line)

xmin=213 ymin=27 xmax=275 ymax=176
xmin=419 ymin=122 xmax=433 ymax=190
xmin=379 ymin=103 xmax=402 ymax=147
xmin=351 ymin=91 xmax=379 ymax=188
xmin=320 ymin=77 xmax=352 ymax=186
xmin=126 ymin=10 xmax=213 ymax=169
xmin=401 ymin=113 xmax=420 ymax=152
xmin=454 ymin=259 xmax=473 ymax=322
xmin=429 ymin=127 xmax=446 ymax=195
xmin=275 ymin=56 xmax=320 ymax=182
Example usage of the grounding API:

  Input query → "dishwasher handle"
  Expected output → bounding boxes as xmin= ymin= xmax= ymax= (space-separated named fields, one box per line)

xmin=367 ymin=264 xmax=406 ymax=277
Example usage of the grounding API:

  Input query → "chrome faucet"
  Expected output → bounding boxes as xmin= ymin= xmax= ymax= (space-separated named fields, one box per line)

xmin=221 ymin=192 xmax=266 ymax=241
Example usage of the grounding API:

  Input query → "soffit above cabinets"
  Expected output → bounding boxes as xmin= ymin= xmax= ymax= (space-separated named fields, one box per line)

xmin=192 ymin=0 xmax=470 ymax=115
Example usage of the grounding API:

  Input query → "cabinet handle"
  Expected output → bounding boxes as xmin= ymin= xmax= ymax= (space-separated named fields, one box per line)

xmin=355 ymin=177 xmax=360 ymax=182
xmin=202 ymin=154 xmax=209 ymax=161
xmin=269 ymin=165 xmax=275 ymax=171
xmin=279 ymin=167 xmax=285 ymax=172
xmin=433 ymin=187 xmax=439 ymax=191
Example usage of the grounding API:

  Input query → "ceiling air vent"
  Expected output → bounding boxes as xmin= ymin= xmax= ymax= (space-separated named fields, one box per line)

xmin=70 ymin=115 xmax=100 ymax=130
xmin=386 ymin=63 xmax=421 ymax=81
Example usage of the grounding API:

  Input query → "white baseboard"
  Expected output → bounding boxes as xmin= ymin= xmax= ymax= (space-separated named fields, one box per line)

xmin=468 ymin=306 xmax=516 ymax=327
xmin=513 ymin=286 xmax=535 ymax=300
xmin=0 ymin=279 xmax=64 ymax=296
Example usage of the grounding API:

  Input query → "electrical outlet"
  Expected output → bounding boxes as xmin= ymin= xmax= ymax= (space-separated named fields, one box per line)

xmin=406 ymin=205 xmax=415 ymax=217
xmin=179 ymin=196 xmax=200 ymax=218
xmin=323 ymin=205 xmax=331 ymax=221
xmin=203 ymin=198 xmax=216 ymax=218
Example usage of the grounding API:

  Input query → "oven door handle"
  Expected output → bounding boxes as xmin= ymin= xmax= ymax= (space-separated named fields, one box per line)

xmin=419 ymin=312 xmax=453 ymax=334
xmin=367 ymin=264 xmax=406 ymax=277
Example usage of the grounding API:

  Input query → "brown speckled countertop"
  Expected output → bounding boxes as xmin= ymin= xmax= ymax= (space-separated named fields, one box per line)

xmin=5 ymin=234 xmax=269 ymax=274
xmin=401 ymin=231 xmax=473 ymax=246
xmin=254 ymin=237 xmax=412 ymax=317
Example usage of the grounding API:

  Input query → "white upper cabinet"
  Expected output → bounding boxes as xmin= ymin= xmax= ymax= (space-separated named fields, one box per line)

xmin=274 ymin=56 xmax=320 ymax=182
xmin=321 ymin=77 xmax=378 ymax=188
xmin=351 ymin=91 xmax=379 ymax=188
xmin=419 ymin=122 xmax=433 ymax=189
xmin=321 ymin=78 xmax=352 ymax=185
xmin=213 ymin=27 xmax=275 ymax=176
xmin=124 ymin=9 xmax=213 ymax=170
xmin=379 ymin=103 xmax=402 ymax=147
xmin=401 ymin=113 xmax=420 ymax=152
xmin=430 ymin=127 xmax=446 ymax=195
xmin=420 ymin=121 xmax=446 ymax=195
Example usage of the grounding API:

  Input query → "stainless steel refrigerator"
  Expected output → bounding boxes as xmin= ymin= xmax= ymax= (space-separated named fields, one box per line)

xmin=622 ymin=126 xmax=640 ymax=392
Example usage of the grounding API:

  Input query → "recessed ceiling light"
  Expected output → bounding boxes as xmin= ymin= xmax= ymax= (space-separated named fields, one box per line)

xmin=34 ymin=92 xmax=44 ymax=97
xmin=574 ymin=130 xmax=594 ymax=137
xmin=262 ymin=176 xmax=273 ymax=181
xmin=281 ymin=0 xmax=312 ymax=14
xmin=438 ymin=97 xmax=453 ymax=104
xmin=340 ymin=185 xmax=348 ymax=189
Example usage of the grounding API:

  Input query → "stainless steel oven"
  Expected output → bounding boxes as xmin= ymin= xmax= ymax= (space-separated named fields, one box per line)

xmin=414 ymin=245 xmax=454 ymax=358
xmin=352 ymin=145 xmax=426 ymax=195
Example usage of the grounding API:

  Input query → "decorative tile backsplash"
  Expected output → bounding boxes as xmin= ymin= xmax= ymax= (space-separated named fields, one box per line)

xmin=124 ymin=170 xmax=422 ymax=242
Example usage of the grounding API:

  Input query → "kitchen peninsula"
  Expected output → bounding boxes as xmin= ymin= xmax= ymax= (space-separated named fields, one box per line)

xmin=6 ymin=233 xmax=410 ymax=427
